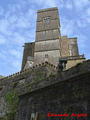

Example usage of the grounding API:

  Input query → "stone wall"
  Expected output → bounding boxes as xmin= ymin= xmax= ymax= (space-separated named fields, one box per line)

xmin=0 ymin=60 xmax=90 ymax=120
xmin=0 ymin=76 xmax=4 ymax=80
xmin=34 ymin=50 xmax=60 ymax=65
xmin=61 ymin=36 xmax=79 ymax=57
xmin=60 ymin=36 xmax=70 ymax=57
xmin=34 ymin=39 xmax=60 ymax=52
xmin=15 ymin=65 xmax=89 ymax=120
xmin=21 ymin=42 xmax=35 ymax=70
xmin=21 ymin=7 xmax=84 ymax=69
xmin=66 ymin=58 xmax=85 ymax=69
xmin=68 ymin=38 xmax=79 ymax=56
xmin=36 ymin=30 xmax=60 ymax=41
xmin=34 ymin=7 xmax=61 ymax=66
xmin=36 ymin=7 xmax=60 ymax=32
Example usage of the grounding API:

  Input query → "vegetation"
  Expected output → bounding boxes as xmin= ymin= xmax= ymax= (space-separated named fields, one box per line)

xmin=13 ymin=82 xmax=18 ymax=88
xmin=35 ymin=70 xmax=45 ymax=81
xmin=5 ymin=90 xmax=19 ymax=120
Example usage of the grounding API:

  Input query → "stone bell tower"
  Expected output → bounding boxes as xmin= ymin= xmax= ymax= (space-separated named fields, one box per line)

xmin=21 ymin=7 xmax=85 ymax=70
xmin=34 ymin=7 xmax=62 ymax=66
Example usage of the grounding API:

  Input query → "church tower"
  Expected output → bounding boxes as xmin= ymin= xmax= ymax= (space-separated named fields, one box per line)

xmin=34 ymin=7 xmax=62 ymax=66
xmin=21 ymin=7 xmax=85 ymax=70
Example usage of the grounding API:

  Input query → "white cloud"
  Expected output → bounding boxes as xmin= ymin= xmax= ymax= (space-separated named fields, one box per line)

xmin=61 ymin=18 xmax=75 ymax=37
xmin=77 ymin=19 xmax=87 ymax=28
xmin=78 ymin=7 xmax=90 ymax=25
xmin=12 ymin=32 xmax=26 ymax=44
xmin=0 ymin=51 xmax=7 ymax=60
xmin=0 ymin=6 xmax=4 ymax=16
xmin=0 ymin=0 xmax=89 ymax=75
xmin=63 ymin=0 xmax=73 ymax=9
xmin=77 ymin=34 xmax=87 ymax=48
xmin=66 ymin=3 xmax=73 ymax=9
xmin=42 ymin=0 xmax=57 ymax=7
xmin=73 ymin=0 xmax=89 ymax=10
xmin=10 ymin=49 xmax=21 ymax=59
xmin=15 ymin=18 xmax=29 ymax=28
xmin=8 ymin=15 xmax=18 ymax=24
xmin=0 ymin=35 xmax=6 ymax=44
xmin=86 ymin=17 xmax=90 ymax=23
xmin=12 ymin=60 xmax=21 ymax=69
xmin=0 ymin=3 xmax=36 ymax=47
xmin=27 ymin=0 xmax=58 ymax=8
xmin=87 ymin=8 xmax=90 ymax=16
xmin=0 ymin=19 xmax=10 ymax=35
xmin=76 ymin=34 xmax=88 ymax=57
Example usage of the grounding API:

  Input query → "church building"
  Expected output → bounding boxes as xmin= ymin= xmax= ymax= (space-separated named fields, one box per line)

xmin=21 ymin=7 xmax=85 ymax=71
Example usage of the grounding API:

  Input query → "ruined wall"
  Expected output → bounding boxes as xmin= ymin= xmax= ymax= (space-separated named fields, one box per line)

xmin=66 ymin=58 xmax=85 ymax=69
xmin=61 ymin=36 xmax=70 ymax=57
xmin=21 ymin=42 xmax=35 ymax=70
xmin=61 ymin=36 xmax=79 ymax=57
xmin=60 ymin=36 xmax=85 ymax=69
xmin=69 ymin=37 xmax=79 ymax=56
xmin=0 ymin=76 xmax=4 ymax=80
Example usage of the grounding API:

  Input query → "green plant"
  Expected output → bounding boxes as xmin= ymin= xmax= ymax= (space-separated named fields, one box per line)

xmin=13 ymin=82 xmax=18 ymax=88
xmin=35 ymin=70 xmax=45 ymax=81
xmin=6 ymin=112 xmax=15 ymax=120
xmin=5 ymin=90 xmax=19 ymax=120
xmin=24 ymin=69 xmax=56 ymax=92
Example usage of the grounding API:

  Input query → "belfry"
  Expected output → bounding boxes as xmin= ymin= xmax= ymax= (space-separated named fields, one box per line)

xmin=21 ymin=7 xmax=85 ymax=70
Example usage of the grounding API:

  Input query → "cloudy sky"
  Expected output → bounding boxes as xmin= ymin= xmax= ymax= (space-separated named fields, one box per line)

xmin=0 ymin=0 xmax=90 ymax=76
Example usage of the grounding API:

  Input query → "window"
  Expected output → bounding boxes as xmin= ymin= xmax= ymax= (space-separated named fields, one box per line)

xmin=45 ymin=54 xmax=48 ymax=58
xmin=43 ymin=17 xmax=51 ymax=24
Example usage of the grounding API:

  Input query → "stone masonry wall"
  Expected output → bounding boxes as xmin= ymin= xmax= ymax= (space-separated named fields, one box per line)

xmin=0 ymin=60 xmax=90 ymax=120
xmin=15 ymin=68 xmax=89 ymax=120
xmin=21 ymin=42 xmax=35 ymax=70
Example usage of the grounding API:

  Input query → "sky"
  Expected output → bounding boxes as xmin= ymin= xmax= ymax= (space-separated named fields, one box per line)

xmin=0 ymin=0 xmax=90 ymax=76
